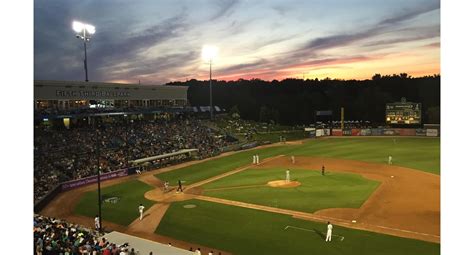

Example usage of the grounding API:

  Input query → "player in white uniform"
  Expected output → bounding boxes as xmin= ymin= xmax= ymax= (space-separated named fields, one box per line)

xmin=256 ymin=154 xmax=260 ymax=164
xmin=291 ymin=156 xmax=295 ymax=164
xmin=388 ymin=155 xmax=393 ymax=165
xmin=94 ymin=215 xmax=100 ymax=230
xmin=326 ymin=222 xmax=333 ymax=242
xmin=286 ymin=169 xmax=290 ymax=182
xmin=138 ymin=204 xmax=145 ymax=220
xmin=253 ymin=155 xmax=256 ymax=164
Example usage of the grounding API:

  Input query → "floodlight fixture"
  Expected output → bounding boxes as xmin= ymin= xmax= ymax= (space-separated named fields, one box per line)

xmin=202 ymin=45 xmax=218 ymax=62
xmin=202 ymin=45 xmax=218 ymax=120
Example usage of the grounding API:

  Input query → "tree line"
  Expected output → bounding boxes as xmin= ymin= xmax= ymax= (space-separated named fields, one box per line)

xmin=166 ymin=73 xmax=440 ymax=126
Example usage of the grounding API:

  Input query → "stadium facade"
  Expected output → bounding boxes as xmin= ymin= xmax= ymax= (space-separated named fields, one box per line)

xmin=34 ymin=80 xmax=188 ymax=110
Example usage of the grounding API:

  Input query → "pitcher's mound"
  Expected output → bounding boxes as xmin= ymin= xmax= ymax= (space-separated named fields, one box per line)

xmin=267 ymin=180 xmax=301 ymax=188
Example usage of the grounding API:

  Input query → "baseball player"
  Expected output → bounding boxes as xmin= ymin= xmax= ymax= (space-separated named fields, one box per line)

xmin=286 ymin=169 xmax=290 ymax=182
xmin=138 ymin=204 xmax=145 ymax=220
xmin=256 ymin=154 xmax=260 ymax=164
xmin=322 ymin=165 xmax=325 ymax=176
xmin=291 ymin=156 xmax=295 ymax=164
xmin=94 ymin=215 xmax=100 ymax=230
xmin=253 ymin=155 xmax=256 ymax=164
xmin=164 ymin=181 xmax=169 ymax=191
xmin=388 ymin=155 xmax=393 ymax=165
xmin=177 ymin=180 xmax=183 ymax=192
xmin=326 ymin=221 xmax=333 ymax=242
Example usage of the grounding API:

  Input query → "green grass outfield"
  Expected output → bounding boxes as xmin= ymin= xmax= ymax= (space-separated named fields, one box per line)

xmin=156 ymin=199 xmax=440 ymax=255
xmin=156 ymin=137 xmax=439 ymax=186
xmin=290 ymin=137 xmax=440 ymax=174
xmin=74 ymin=180 xmax=155 ymax=226
xmin=202 ymin=168 xmax=380 ymax=213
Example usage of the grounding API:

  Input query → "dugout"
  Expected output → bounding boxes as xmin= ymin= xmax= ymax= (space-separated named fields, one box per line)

xmin=129 ymin=149 xmax=199 ymax=172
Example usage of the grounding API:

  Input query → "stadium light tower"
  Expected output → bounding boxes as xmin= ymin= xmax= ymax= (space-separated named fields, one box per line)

xmin=202 ymin=45 xmax=218 ymax=120
xmin=72 ymin=21 xmax=95 ymax=82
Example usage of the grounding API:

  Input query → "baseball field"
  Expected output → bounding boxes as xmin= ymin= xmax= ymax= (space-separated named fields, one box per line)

xmin=41 ymin=137 xmax=440 ymax=255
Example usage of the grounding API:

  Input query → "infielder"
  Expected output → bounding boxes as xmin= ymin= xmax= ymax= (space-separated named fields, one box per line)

xmin=326 ymin=221 xmax=333 ymax=242
xmin=94 ymin=215 xmax=100 ymax=230
xmin=388 ymin=155 xmax=393 ymax=165
xmin=253 ymin=155 xmax=256 ymax=164
xmin=322 ymin=165 xmax=325 ymax=176
xmin=286 ymin=169 xmax=290 ymax=182
xmin=256 ymin=154 xmax=260 ymax=164
xmin=138 ymin=204 xmax=145 ymax=220
xmin=291 ymin=156 xmax=295 ymax=164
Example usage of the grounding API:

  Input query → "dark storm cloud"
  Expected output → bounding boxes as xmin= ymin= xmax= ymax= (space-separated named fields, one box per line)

xmin=104 ymin=50 xmax=200 ymax=81
xmin=90 ymin=14 xmax=188 ymax=68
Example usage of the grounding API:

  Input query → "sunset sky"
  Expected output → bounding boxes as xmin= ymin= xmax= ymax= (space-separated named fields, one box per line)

xmin=34 ymin=0 xmax=440 ymax=84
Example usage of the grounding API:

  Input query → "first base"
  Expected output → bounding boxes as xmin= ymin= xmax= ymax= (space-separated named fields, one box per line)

xmin=352 ymin=220 xmax=357 ymax=223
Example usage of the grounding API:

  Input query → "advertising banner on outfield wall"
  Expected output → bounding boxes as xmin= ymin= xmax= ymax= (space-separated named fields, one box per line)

xmin=332 ymin=129 xmax=342 ymax=136
xmin=416 ymin=129 xmax=427 ymax=136
xmin=324 ymin=129 xmax=331 ymax=136
xmin=360 ymin=129 xmax=372 ymax=136
xmin=383 ymin=129 xmax=400 ymax=136
xmin=351 ymin=129 xmax=361 ymax=136
xmin=316 ymin=129 xmax=323 ymax=137
xmin=61 ymin=169 xmax=128 ymax=191
xmin=371 ymin=128 xmax=383 ymax=136
xmin=398 ymin=129 xmax=416 ymax=136
xmin=426 ymin=129 xmax=439 ymax=137
xmin=342 ymin=129 xmax=352 ymax=136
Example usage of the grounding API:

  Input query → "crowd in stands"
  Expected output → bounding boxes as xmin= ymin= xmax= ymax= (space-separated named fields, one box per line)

xmin=34 ymin=115 xmax=234 ymax=203
xmin=34 ymin=214 xmax=141 ymax=255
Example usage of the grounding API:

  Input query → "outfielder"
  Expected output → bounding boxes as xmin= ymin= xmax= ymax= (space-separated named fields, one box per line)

xmin=138 ymin=204 xmax=145 ymax=220
xmin=256 ymin=154 xmax=260 ymax=164
xmin=388 ymin=155 xmax=393 ymax=165
xmin=253 ymin=155 xmax=256 ymax=164
xmin=286 ymin=169 xmax=290 ymax=182
xmin=326 ymin=222 xmax=333 ymax=242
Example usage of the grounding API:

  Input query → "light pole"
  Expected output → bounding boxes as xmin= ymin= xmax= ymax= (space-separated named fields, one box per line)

xmin=72 ymin=21 xmax=95 ymax=82
xmin=73 ymin=20 xmax=100 ymax=231
xmin=202 ymin=45 xmax=218 ymax=120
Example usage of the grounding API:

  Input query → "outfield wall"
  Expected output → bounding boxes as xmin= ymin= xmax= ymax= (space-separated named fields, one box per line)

xmin=61 ymin=168 xmax=129 ymax=191
xmin=331 ymin=128 xmax=439 ymax=137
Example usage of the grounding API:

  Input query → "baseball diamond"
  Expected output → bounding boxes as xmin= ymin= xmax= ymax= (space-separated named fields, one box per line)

xmin=39 ymin=137 xmax=440 ymax=255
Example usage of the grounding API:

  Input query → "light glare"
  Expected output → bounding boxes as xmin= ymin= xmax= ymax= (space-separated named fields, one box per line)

xmin=72 ymin=21 xmax=96 ymax=34
xmin=85 ymin=24 xmax=96 ymax=34
xmin=72 ymin=21 xmax=84 ymax=33
xmin=202 ymin=45 xmax=218 ymax=61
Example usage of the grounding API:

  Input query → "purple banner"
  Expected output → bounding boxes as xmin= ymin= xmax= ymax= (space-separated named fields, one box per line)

xmin=61 ymin=169 xmax=128 ymax=191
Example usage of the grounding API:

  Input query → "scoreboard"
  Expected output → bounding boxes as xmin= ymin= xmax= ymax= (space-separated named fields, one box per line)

xmin=385 ymin=102 xmax=421 ymax=125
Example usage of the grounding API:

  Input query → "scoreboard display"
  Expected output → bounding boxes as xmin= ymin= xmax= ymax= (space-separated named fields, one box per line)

xmin=385 ymin=102 xmax=421 ymax=125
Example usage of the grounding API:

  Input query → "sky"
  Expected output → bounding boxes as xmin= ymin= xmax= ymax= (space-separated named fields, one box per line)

xmin=34 ymin=0 xmax=440 ymax=85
